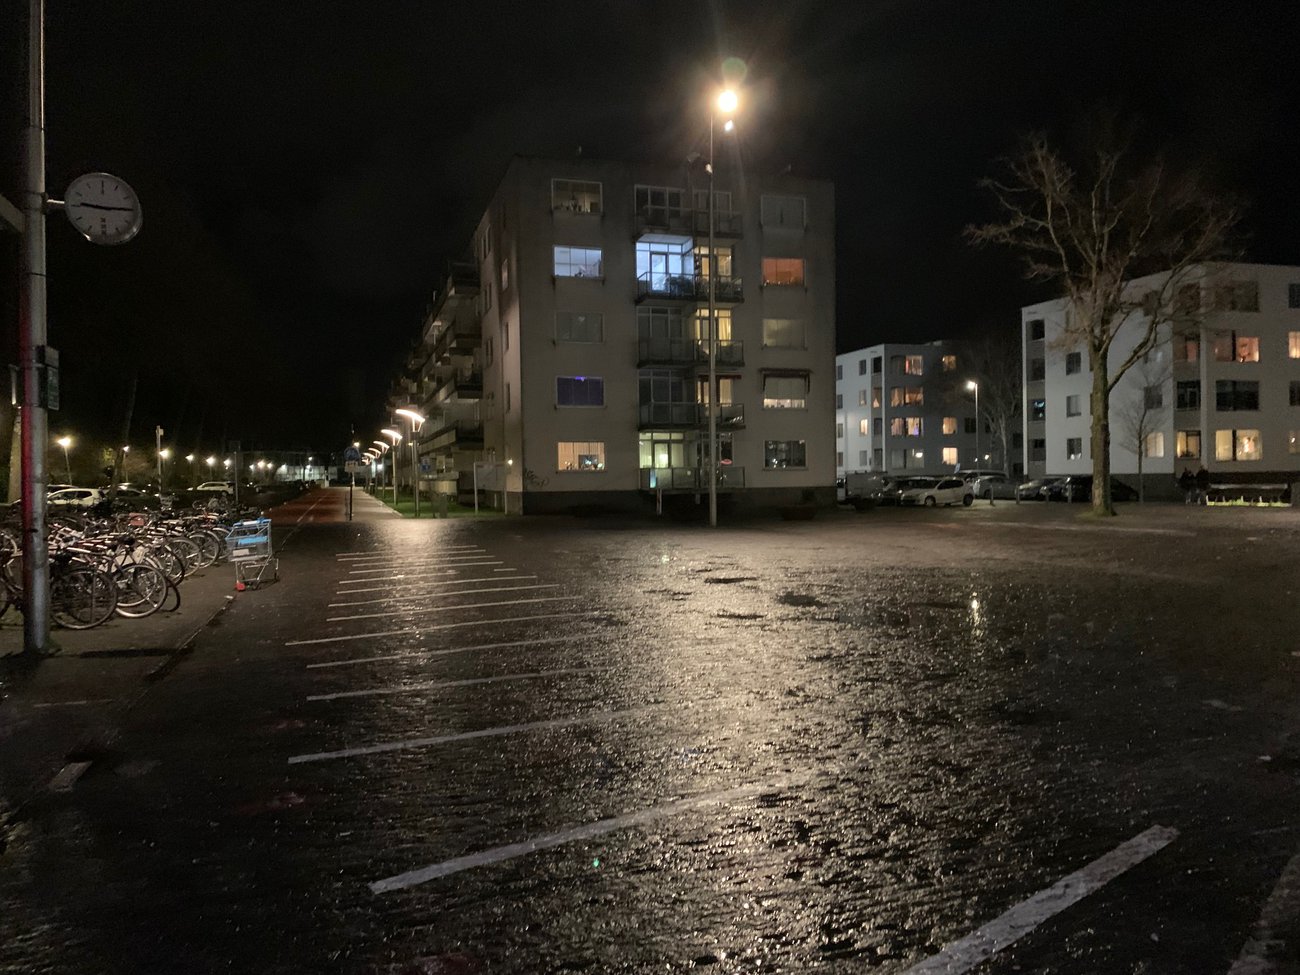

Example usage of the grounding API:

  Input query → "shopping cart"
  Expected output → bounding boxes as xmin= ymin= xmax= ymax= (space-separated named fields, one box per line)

xmin=225 ymin=517 xmax=278 ymax=589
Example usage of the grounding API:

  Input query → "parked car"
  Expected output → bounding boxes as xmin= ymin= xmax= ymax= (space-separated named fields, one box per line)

xmin=46 ymin=483 xmax=76 ymax=494
xmin=1015 ymin=476 xmax=1062 ymax=501
xmin=1044 ymin=475 xmax=1139 ymax=503
xmin=195 ymin=481 xmax=235 ymax=494
xmin=970 ymin=473 xmax=1022 ymax=500
xmin=875 ymin=476 xmax=937 ymax=505
xmin=900 ymin=476 xmax=974 ymax=507
xmin=48 ymin=487 xmax=106 ymax=507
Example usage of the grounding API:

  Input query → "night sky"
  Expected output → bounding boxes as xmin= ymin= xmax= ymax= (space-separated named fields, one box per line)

xmin=3 ymin=0 xmax=1298 ymax=453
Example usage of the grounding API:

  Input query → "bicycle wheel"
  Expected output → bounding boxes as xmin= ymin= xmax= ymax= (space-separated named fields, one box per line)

xmin=114 ymin=564 xmax=168 ymax=618
xmin=188 ymin=531 xmax=221 ymax=568
xmin=51 ymin=567 xmax=117 ymax=629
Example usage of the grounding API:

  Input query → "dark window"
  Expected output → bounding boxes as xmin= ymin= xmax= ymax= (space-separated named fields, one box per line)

xmin=1144 ymin=385 xmax=1163 ymax=410
xmin=764 ymin=440 xmax=807 ymax=469
xmin=858 ymin=359 xmax=866 ymax=375
xmin=1176 ymin=381 xmax=1200 ymax=410
xmin=1291 ymin=381 xmax=1300 ymax=407
xmin=835 ymin=393 xmax=842 ymax=409
xmin=964 ymin=417 xmax=977 ymax=434
xmin=1030 ymin=358 xmax=1045 ymax=381
xmin=1213 ymin=280 xmax=1260 ymax=312
xmin=556 ymin=376 xmax=605 ymax=407
xmin=1289 ymin=283 xmax=1300 ymax=309
xmin=871 ymin=358 xmax=882 ymax=374
xmin=1215 ymin=380 xmax=1259 ymax=412
xmin=872 ymin=417 xmax=882 ymax=435
xmin=1031 ymin=399 xmax=1046 ymax=421
xmin=1012 ymin=432 xmax=1024 ymax=448
xmin=1065 ymin=352 xmax=1082 ymax=375
xmin=1028 ymin=319 xmax=1045 ymax=340
xmin=1066 ymin=437 xmax=1084 ymax=460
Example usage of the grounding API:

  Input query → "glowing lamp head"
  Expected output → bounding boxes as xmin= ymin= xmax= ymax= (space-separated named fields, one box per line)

xmin=57 ymin=436 xmax=71 ymax=449
xmin=722 ymin=119 xmax=735 ymax=133
xmin=717 ymin=89 xmax=738 ymax=114
xmin=966 ymin=380 xmax=978 ymax=391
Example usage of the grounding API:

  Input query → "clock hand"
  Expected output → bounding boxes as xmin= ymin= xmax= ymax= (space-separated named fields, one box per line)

xmin=75 ymin=202 xmax=136 ymax=212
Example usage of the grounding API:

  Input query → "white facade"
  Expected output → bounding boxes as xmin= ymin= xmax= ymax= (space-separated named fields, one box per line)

xmin=836 ymin=342 xmax=1001 ymax=477
xmin=1021 ymin=263 xmax=1300 ymax=488
xmin=392 ymin=156 xmax=837 ymax=513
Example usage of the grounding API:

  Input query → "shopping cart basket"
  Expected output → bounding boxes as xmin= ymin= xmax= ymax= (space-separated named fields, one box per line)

xmin=225 ymin=517 xmax=278 ymax=589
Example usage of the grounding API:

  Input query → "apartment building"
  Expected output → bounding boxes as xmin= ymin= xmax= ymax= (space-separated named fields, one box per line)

xmin=835 ymin=342 xmax=1005 ymax=476
xmin=1021 ymin=262 xmax=1300 ymax=492
xmin=388 ymin=155 xmax=836 ymax=513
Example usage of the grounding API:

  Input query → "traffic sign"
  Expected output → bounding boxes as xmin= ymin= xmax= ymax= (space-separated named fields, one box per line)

xmin=343 ymin=445 xmax=362 ymax=463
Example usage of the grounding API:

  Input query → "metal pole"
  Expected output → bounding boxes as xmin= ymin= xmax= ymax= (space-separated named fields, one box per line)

xmin=155 ymin=425 xmax=163 ymax=500
xmin=19 ymin=0 xmax=50 ymax=653
xmin=410 ymin=427 xmax=419 ymax=518
xmin=62 ymin=444 xmax=70 ymax=483
xmin=974 ymin=385 xmax=980 ymax=465
xmin=473 ymin=462 xmax=480 ymax=514
xmin=707 ymin=110 xmax=718 ymax=528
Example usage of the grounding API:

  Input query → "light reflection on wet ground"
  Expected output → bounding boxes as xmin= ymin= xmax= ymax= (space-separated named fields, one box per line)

xmin=3 ymin=505 xmax=1300 ymax=973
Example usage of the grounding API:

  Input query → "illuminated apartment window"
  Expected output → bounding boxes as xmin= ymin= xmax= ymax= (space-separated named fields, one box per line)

xmin=859 ymin=418 xmax=869 ymax=436
xmin=904 ymin=355 xmax=923 ymax=375
xmin=890 ymin=387 xmax=903 ymax=407
xmin=1212 ymin=331 xmax=1260 ymax=362
xmin=553 ymin=246 xmax=603 ymax=278
xmin=942 ymin=416 xmax=957 ymax=435
xmin=551 ymin=179 xmax=602 ymax=213
xmin=1143 ymin=432 xmax=1165 ymax=458
xmin=1290 ymin=431 xmax=1300 ymax=455
xmin=1290 ymin=331 xmax=1300 ymax=358
xmin=890 ymin=417 xmax=905 ymax=436
xmin=762 ymin=374 xmax=807 ymax=409
xmin=942 ymin=446 xmax=958 ymax=465
xmin=941 ymin=355 xmax=957 ymax=372
xmin=556 ymin=441 xmax=606 ymax=471
xmin=903 ymin=387 xmax=923 ymax=406
xmin=761 ymin=257 xmax=805 ymax=286
xmin=1215 ymin=428 xmax=1261 ymax=461
xmin=906 ymin=418 xmax=923 ymax=437
xmin=1176 ymin=430 xmax=1201 ymax=459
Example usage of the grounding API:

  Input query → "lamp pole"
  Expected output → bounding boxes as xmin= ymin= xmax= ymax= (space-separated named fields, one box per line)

xmin=57 ymin=435 xmax=71 ymax=483
xmin=381 ymin=428 xmax=402 ymax=506
xmin=967 ymin=380 xmax=980 ymax=467
xmin=706 ymin=87 xmax=738 ymax=528
xmin=395 ymin=408 xmax=426 ymax=518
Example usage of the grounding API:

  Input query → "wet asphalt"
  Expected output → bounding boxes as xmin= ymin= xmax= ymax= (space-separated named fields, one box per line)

xmin=2 ymin=489 xmax=1299 ymax=974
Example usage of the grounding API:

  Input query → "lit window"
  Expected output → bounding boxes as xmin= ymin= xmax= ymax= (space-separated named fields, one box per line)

xmin=556 ymin=312 xmax=603 ymax=343
xmin=1236 ymin=336 xmax=1260 ymax=362
xmin=1143 ymin=432 xmax=1165 ymax=458
xmin=762 ymin=318 xmax=805 ymax=348
xmin=553 ymin=246 xmax=603 ymax=278
xmin=890 ymin=418 xmax=905 ymax=436
xmin=1290 ymin=431 xmax=1300 ymax=455
xmin=764 ymin=440 xmax=806 ymax=469
xmin=904 ymin=355 xmax=923 ymax=376
xmin=1177 ymin=430 xmax=1201 ymax=459
xmin=906 ymin=418 xmax=923 ymax=437
xmin=1066 ymin=437 xmax=1084 ymax=460
xmin=942 ymin=417 xmax=957 ymax=435
xmin=1212 ymin=331 xmax=1260 ymax=362
xmin=859 ymin=419 xmax=869 ymax=436
xmin=761 ymin=257 xmax=805 ymax=286
xmin=1215 ymin=428 xmax=1262 ymax=461
xmin=942 ymin=446 xmax=958 ymax=465
xmin=941 ymin=355 xmax=957 ymax=372
xmin=903 ymin=387 xmax=924 ymax=405
xmin=551 ymin=179 xmax=602 ymax=214
xmin=557 ymin=442 xmax=605 ymax=471
xmin=890 ymin=388 xmax=903 ymax=407
xmin=762 ymin=374 xmax=807 ymax=409
xmin=1290 ymin=331 xmax=1300 ymax=358
xmin=556 ymin=376 xmax=604 ymax=407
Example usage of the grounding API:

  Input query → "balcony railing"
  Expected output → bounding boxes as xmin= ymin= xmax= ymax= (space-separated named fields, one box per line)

xmin=635 ymin=272 xmax=743 ymax=303
xmin=638 ymin=466 xmax=746 ymax=491
xmin=697 ymin=340 xmax=744 ymax=367
xmin=428 ymin=419 xmax=484 ymax=451
xmin=691 ymin=209 xmax=743 ymax=237
xmin=637 ymin=337 xmax=697 ymax=366
xmin=637 ymin=402 xmax=745 ymax=429
xmin=633 ymin=205 xmax=693 ymax=236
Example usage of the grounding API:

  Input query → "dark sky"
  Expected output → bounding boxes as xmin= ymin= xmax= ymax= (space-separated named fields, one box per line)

xmin=3 ymin=0 xmax=1299 ymax=453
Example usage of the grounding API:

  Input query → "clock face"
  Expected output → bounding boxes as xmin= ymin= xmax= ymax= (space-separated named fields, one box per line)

xmin=64 ymin=172 xmax=142 ymax=245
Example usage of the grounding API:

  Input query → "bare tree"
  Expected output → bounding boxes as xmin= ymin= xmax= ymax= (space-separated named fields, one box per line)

xmin=1112 ymin=355 xmax=1171 ymax=502
xmin=966 ymin=127 xmax=1241 ymax=514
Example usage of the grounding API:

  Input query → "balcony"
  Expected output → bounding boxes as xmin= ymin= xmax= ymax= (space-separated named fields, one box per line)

xmin=427 ymin=368 xmax=482 ymax=405
xmin=697 ymin=340 xmax=744 ymax=367
xmin=431 ymin=317 xmax=482 ymax=363
xmin=637 ymin=337 xmax=697 ymax=366
xmin=427 ymin=419 xmax=484 ymax=451
xmin=637 ymin=402 xmax=745 ymax=429
xmin=635 ymin=272 xmax=743 ymax=304
xmin=691 ymin=209 xmax=743 ymax=238
xmin=638 ymin=466 xmax=746 ymax=491
xmin=633 ymin=206 xmax=693 ymax=236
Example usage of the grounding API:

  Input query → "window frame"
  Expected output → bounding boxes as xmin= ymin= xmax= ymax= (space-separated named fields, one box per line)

xmin=555 ymin=375 xmax=605 ymax=408
xmin=760 ymin=257 xmax=806 ymax=287
xmin=551 ymin=178 xmax=603 ymax=214
xmin=556 ymin=441 xmax=606 ymax=472
xmin=553 ymin=245 xmax=603 ymax=279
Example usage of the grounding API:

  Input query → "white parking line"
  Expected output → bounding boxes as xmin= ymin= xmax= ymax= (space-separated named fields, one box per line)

xmin=337 ymin=546 xmax=483 ymax=561
xmin=328 ymin=576 xmax=540 ymax=606
xmin=326 ymin=594 xmax=572 ymax=622
xmin=338 ymin=563 xmax=503 ymax=585
xmin=304 ymin=634 xmax=582 ymax=669
xmin=288 ymin=704 xmax=650 ymax=764
xmin=1229 ymin=851 xmax=1300 ymax=974
xmin=369 ymin=778 xmax=804 ymax=893
xmin=336 ymin=571 xmax=459 ymax=595
xmin=977 ymin=521 xmax=1193 ymax=537
xmin=348 ymin=557 xmax=495 ymax=574
xmin=284 ymin=611 xmax=602 ymax=647
xmin=307 ymin=667 xmax=590 ymax=701
xmin=903 ymin=825 xmax=1178 ymax=974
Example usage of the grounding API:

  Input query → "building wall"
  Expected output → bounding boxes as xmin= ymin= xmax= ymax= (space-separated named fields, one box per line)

xmin=451 ymin=156 xmax=837 ymax=513
xmin=1022 ymin=263 xmax=1300 ymax=484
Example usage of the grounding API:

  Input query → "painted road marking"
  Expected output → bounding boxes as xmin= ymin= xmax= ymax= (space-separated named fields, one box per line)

xmin=304 ymin=635 xmax=582 ymax=669
xmin=1229 ymin=851 xmax=1300 ymax=974
xmin=326 ymin=594 xmax=572 ymax=623
xmin=336 ymin=545 xmax=483 ymax=560
xmin=328 ymin=576 xmax=540 ymax=606
xmin=284 ymin=611 xmax=604 ymax=647
xmin=369 ymin=778 xmax=804 ymax=893
xmin=32 ymin=698 xmax=115 ymax=708
xmin=345 ymin=552 xmax=487 ymax=568
xmin=288 ymin=705 xmax=650 ymax=765
xmin=976 ymin=521 xmax=1193 ymax=537
xmin=903 ymin=825 xmax=1178 ymax=974
xmin=337 ymin=572 xmax=459 ymax=594
xmin=48 ymin=761 xmax=94 ymax=792
xmin=306 ymin=667 xmax=590 ymax=702
xmin=337 ymin=563 xmax=503 ymax=586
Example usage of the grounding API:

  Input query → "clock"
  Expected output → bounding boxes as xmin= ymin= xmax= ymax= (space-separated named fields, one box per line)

xmin=63 ymin=172 xmax=143 ymax=245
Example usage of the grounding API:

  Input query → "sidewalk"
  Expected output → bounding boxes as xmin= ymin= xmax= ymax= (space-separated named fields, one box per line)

xmin=0 ymin=555 xmax=240 ymax=814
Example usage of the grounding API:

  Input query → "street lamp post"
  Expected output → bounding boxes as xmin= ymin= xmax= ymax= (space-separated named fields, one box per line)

xmin=381 ymin=428 xmax=402 ymax=506
xmin=56 ymin=435 xmax=71 ymax=483
xmin=395 ymin=408 xmax=426 ymax=518
xmin=707 ymin=86 xmax=738 ymax=529
xmin=966 ymin=380 xmax=980 ymax=468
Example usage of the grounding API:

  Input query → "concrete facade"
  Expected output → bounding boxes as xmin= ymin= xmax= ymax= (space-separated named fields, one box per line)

xmin=1021 ymin=262 xmax=1300 ymax=493
xmin=390 ymin=156 xmax=836 ymax=514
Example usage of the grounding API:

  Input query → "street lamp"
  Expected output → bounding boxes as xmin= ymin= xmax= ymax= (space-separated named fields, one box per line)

xmin=966 ymin=380 xmax=979 ymax=468
xmin=395 ymin=407 xmax=426 ymax=518
xmin=707 ymin=85 xmax=739 ymax=528
xmin=381 ymin=428 xmax=402 ymax=506
xmin=56 ymin=435 xmax=72 ymax=483
xmin=206 ymin=455 xmax=216 ymax=481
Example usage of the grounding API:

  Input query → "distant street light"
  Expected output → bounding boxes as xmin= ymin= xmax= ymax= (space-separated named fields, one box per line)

xmin=966 ymin=380 xmax=980 ymax=468
xmin=395 ymin=408 xmax=426 ymax=518
xmin=206 ymin=455 xmax=216 ymax=480
xmin=381 ymin=428 xmax=402 ymax=505
xmin=56 ymin=435 xmax=72 ymax=483
xmin=706 ymin=84 xmax=739 ymax=528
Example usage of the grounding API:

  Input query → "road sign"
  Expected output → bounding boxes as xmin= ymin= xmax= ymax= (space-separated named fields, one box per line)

xmin=345 ymin=461 xmax=360 ymax=474
xmin=343 ymin=445 xmax=362 ymax=463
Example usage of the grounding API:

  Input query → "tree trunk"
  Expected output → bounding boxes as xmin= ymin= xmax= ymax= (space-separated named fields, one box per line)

xmin=1137 ymin=452 xmax=1145 ymax=502
xmin=1090 ymin=353 xmax=1113 ymax=515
